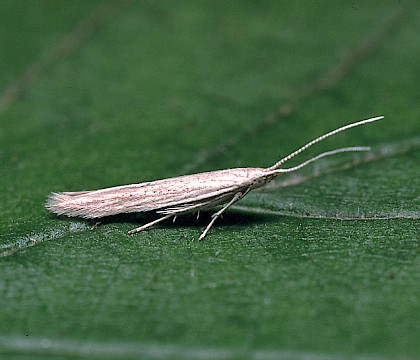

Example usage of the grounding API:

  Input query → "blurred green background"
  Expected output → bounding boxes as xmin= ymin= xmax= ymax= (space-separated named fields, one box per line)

xmin=1 ymin=1 xmax=419 ymax=359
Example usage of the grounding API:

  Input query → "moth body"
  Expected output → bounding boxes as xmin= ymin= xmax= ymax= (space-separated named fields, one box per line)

xmin=47 ymin=168 xmax=273 ymax=219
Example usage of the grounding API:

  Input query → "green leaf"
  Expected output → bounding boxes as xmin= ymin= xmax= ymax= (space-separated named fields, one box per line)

xmin=1 ymin=1 xmax=419 ymax=359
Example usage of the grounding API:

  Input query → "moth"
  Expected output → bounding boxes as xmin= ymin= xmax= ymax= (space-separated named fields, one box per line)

xmin=47 ymin=116 xmax=383 ymax=240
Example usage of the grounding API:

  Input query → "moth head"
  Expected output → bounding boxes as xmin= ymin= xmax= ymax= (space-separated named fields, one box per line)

xmin=252 ymin=173 xmax=277 ymax=189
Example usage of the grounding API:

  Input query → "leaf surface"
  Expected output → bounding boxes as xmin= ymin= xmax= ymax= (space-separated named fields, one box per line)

xmin=1 ymin=1 xmax=419 ymax=359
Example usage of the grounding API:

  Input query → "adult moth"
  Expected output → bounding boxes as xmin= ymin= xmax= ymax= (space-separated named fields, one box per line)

xmin=47 ymin=116 xmax=383 ymax=240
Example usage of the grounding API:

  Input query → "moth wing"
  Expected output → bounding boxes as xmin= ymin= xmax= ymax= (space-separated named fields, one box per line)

xmin=47 ymin=168 xmax=266 ymax=218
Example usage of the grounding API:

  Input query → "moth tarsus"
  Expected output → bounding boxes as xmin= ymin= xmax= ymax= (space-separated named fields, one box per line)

xmin=198 ymin=191 xmax=244 ymax=241
xmin=46 ymin=115 xmax=384 ymax=240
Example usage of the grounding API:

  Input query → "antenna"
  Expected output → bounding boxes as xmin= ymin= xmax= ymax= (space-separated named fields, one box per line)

xmin=266 ymin=116 xmax=384 ymax=171
xmin=269 ymin=147 xmax=370 ymax=174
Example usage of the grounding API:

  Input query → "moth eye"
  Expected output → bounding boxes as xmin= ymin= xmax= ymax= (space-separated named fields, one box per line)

xmin=254 ymin=177 xmax=267 ymax=187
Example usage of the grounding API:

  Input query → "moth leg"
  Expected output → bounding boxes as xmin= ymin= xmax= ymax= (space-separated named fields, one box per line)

xmin=128 ymin=214 xmax=172 ymax=235
xmin=90 ymin=221 xmax=101 ymax=230
xmin=199 ymin=192 xmax=243 ymax=241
